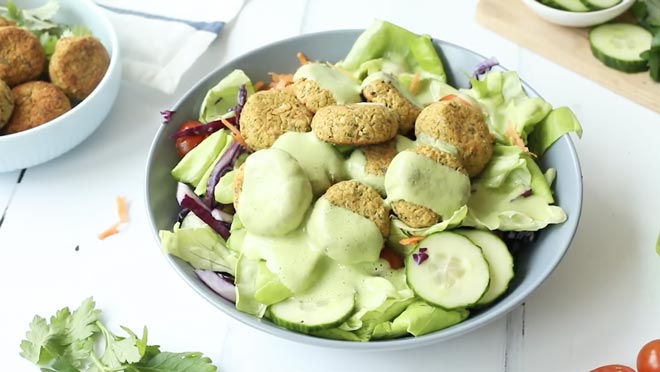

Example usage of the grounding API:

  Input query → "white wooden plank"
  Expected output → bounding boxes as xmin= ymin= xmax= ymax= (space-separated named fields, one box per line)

xmin=518 ymin=49 xmax=660 ymax=371
xmin=0 ymin=170 xmax=21 ymax=224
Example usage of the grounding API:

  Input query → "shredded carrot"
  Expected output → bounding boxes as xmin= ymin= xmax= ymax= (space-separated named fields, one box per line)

xmin=98 ymin=196 xmax=130 ymax=240
xmin=267 ymin=72 xmax=294 ymax=91
xmin=253 ymin=80 xmax=265 ymax=91
xmin=221 ymin=118 xmax=252 ymax=152
xmin=116 ymin=196 xmax=129 ymax=223
xmin=399 ymin=236 xmax=425 ymax=246
xmin=296 ymin=51 xmax=310 ymax=65
xmin=505 ymin=121 xmax=535 ymax=156
xmin=409 ymin=72 xmax=420 ymax=95
xmin=439 ymin=94 xmax=472 ymax=106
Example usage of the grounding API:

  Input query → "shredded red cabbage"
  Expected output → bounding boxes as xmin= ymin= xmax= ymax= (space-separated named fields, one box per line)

xmin=473 ymin=57 xmax=500 ymax=80
xmin=412 ymin=248 xmax=429 ymax=265
xmin=194 ymin=270 xmax=236 ymax=303
xmin=170 ymin=119 xmax=227 ymax=139
xmin=180 ymin=194 xmax=230 ymax=239
xmin=230 ymin=84 xmax=248 ymax=127
xmin=521 ymin=188 xmax=532 ymax=198
xmin=203 ymin=141 xmax=245 ymax=207
xmin=160 ymin=110 xmax=175 ymax=124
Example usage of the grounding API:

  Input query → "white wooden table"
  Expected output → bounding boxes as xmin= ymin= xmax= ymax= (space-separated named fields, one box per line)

xmin=2 ymin=0 xmax=659 ymax=370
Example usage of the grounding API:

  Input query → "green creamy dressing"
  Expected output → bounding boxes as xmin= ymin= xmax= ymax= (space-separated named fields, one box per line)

xmin=272 ymin=132 xmax=346 ymax=195
xmin=414 ymin=132 xmax=459 ymax=156
xmin=385 ymin=151 xmax=470 ymax=219
xmin=293 ymin=63 xmax=362 ymax=104
xmin=237 ymin=149 xmax=312 ymax=236
xmin=361 ymin=71 xmax=423 ymax=108
xmin=345 ymin=135 xmax=414 ymax=195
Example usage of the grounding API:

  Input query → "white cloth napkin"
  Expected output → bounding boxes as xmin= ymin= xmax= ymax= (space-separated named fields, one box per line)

xmin=94 ymin=0 xmax=244 ymax=94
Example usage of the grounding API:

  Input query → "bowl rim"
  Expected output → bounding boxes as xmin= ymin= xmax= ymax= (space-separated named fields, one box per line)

xmin=145 ymin=28 xmax=584 ymax=350
xmin=522 ymin=0 xmax=635 ymax=17
xmin=0 ymin=0 xmax=120 ymax=143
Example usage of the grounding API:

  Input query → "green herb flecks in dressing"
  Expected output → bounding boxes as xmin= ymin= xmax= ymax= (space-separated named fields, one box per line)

xmin=345 ymin=135 xmax=414 ymax=196
xmin=236 ymin=148 xmax=312 ymax=236
xmin=306 ymin=197 xmax=383 ymax=265
xmin=293 ymin=63 xmax=362 ymax=104
xmin=385 ymin=151 xmax=470 ymax=219
xmin=272 ymin=132 xmax=346 ymax=195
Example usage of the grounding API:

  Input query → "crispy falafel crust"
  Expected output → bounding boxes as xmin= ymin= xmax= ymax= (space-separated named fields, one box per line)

xmin=362 ymin=80 xmax=420 ymax=134
xmin=324 ymin=180 xmax=390 ymax=237
xmin=49 ymin=36 xmax=110 ymax=101
xmin=412 ymin=145 xmax=467 ymax=175
xmin=0 ymin=78 xmax=14 ymax=128
xmin=362 ymin=139 xmax=397 ymax=176
xmin=311 ymin=104 xmax=399 ymax=145
xmin=2 ymin=81 xmax=71 ymax=134
xmin=239 ymin=90 xmax=313 ymax=151
xmin=391 ymin=200 xmax=440 ymax=228
xmin=292 ymin=78 xmax=336 ymax=113
xmin=0 ymin=27 xmax=46 ymax=87
xmin=0 ymin=17 xmax=16 ymax=28
xmin=232 ymin=164 xmax=245 ymax=210
xmin=415 ymin=100 xmax=493 ymax=177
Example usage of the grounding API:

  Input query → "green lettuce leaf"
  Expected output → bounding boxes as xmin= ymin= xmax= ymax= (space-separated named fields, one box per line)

xmin=309 ymin=328 xmax=365 ymax=341
xmin=527 ymin=106 xmax=583 ymax=157
xmin=159 ymin=223 xmax=237 ymax=275
xmin=235 ymin=255 xmax=268 ymax=317
xmin=199 ymin=69 xmax=254 ymax=123
xmin=194 ymin=135 xmax=234 ymax=195
xmin=254 ymin=261 xmax=292 ymax=305
xmin=214 ymin=169 xmax=237 ymax=204
xmin=372 ymin=301 xmax=469 ymax=339
xmin=171 ymin=129 xmax=230 ymax=189
xmin=388 ymin=206 xmax=468 ymax=255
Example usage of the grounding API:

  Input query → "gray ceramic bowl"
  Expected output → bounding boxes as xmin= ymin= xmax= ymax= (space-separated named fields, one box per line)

xmin=146 ymin=30 xmax=582 ymax=350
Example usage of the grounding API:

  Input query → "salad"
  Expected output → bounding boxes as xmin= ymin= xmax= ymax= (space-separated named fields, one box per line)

xmin=159 ymin=20 xmax=582 ymax=341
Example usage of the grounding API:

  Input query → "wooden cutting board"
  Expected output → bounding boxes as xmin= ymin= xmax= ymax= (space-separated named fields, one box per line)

xmin=476 ymin=0 xmax=660 ymax=114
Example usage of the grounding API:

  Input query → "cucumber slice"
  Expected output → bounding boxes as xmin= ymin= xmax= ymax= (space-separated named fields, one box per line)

xmin=579 ymin=0 xmax=621 ymax=10
xmin=268 ymin=287 xmax=355 ymax=333
xmin=590 ymin=23 xmax=652 ymax=73
xmin=455 ymin=230 xmax=514 ymax=306
xmin=539 ymin=0 xmax=590 ymax=12
xmin=406 ymin=232 xmax=490 ymax=309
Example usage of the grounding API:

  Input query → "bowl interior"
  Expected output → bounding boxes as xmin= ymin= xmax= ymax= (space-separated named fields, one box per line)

xmin=146 ymin=30 xmax=582 ymax=350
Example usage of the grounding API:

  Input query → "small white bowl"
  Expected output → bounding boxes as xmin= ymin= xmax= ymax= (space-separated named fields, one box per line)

xmin=0 ymin=0 xmax=121 ymax=172
xmin=521 ymin=0 xmax=635 ymax=27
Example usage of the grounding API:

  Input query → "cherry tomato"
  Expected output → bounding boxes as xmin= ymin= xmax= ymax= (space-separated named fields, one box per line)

xmin=175 ymin=120 xmax=206 ymax=158
xmin=590 ymin=365 xmax=635 ymax=372
xmin=638 ymin=339 xmax=660 ymax=372
xmin=380 ymin=247 xmax=403 ymax=269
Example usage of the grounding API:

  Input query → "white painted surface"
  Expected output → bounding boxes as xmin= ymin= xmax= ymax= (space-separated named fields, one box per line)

xmin=1 ymin=0 xmax=659 ymax=371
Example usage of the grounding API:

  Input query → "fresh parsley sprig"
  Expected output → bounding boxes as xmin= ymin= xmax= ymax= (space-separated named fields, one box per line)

xmin=20 ymin=298 xmax=218 ymax=372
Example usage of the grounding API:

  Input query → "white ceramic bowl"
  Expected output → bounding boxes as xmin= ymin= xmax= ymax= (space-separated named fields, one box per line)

xmin=0 ymin=0 xmax=121 ymax=172
xmin=521 ymin=0 xmax=635 ymax=27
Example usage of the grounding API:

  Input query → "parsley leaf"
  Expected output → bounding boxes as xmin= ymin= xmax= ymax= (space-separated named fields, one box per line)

xmin=126 ymin=352 xmax=218 ymax=372
xmin=20 ymin=315 xmax=51 ymax=363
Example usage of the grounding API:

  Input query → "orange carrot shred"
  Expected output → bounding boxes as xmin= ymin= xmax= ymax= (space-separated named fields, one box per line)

xmin=116 ymin=196 xmax=129 ymax=223
xmin=267 ymin=72 xmax=294 ymax=91
xmin=98 ymin=221 xmax=121 ymax=240
xmin=221 ymin=118 xmax=252 ymax=152
xmin=505 ymin=121 xmax=530 ymax=154
xmin=399 ymin=236 xmax=425 ymax=246
xmin=253 ymin=80 xmax=265 ymax=91
xmin=409 ymin=72 xmax=420 ymax=95
xmin=296 ymin=51 xmax=310 ymax=65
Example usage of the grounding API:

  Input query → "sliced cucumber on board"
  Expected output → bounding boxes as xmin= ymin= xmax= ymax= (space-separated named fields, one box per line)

xmin=579 ymin=0 xmax=621 ymax=10
xmin=590 ymin=23 xmax=652 ymax=73
xmin=406 ymin=232 xmax=490 ymax=309
xmin=538 ymin=0 xmax=590 ymax=12
xmin=268 ymin=286 xmax=355 ymax=333
xmin=455 ymin=229 xmax=514 ymax=306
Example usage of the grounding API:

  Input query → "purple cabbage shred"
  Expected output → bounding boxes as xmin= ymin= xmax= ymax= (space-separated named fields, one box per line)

xmin=180 ymin=194 xmax=230 ymax=239
xmin=412 ymin=250 xmax=429 ymax=265
xmin=521 ymin=188 xmax=532 ymax=198
xmin=194 ymin=270 xmax=236 ymax=303
xmin=160 ymin=110 xmax=175 ymax=124
xmin=230 ymin=84 xmax=248 ymax=126
xmin=473 ymin=57 xmax=500 ymax=80
xmin=203 ymin=141 xmax=245 ymax=207
xmin=170 ymin=120 xmax=227 ymax=140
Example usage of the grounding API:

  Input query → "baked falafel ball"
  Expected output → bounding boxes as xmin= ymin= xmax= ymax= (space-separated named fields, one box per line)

xmin=2 ymin=81 xmax=71 ymax=135
xmin=49 ymin=36 xmax=110 ymax=101
xmin=385 ymin=145 xmax=470 ymax=228
xmin=344 ymin=135 xmax=414 ymax=195
xmin=234 ymin=148 xmax=313 ymax=237
xmin=0 ymin=78 xmax=14 ymax=130
xmin=415 ymin=99 xmax=493 ymax=177
xmin=361 ymin=72 xmax=422 ymax=134
xmin=0 ymin=26 xmax=46 ymax=87
xmin=307 ymin=180 xmax=389 ymax=264
xmin=239 ymin=90 xmax=313 ymax=151
xmin=292 ymin=62 xmax=362 ymax=113
xmin=0 ymin=17 xmax=16 ymax=28
xmin=311 ymin=103 xmax=399 ymax=146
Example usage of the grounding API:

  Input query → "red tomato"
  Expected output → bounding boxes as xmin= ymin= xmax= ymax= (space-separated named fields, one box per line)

xmin=590 ymin=365 xmax=635 ymax=372
xmin=638 ymin=339 xmax=660 ymax=372
xmin=175 ymin=120 xmax=205 ymax=158
xmin=380 ymin=247 xmax=403 ymax=269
